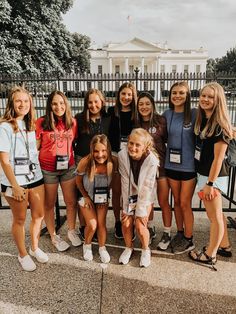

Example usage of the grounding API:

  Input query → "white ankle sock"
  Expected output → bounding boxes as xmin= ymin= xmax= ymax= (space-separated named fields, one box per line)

xmin=163 ymin=226 xmax=171 ymax=235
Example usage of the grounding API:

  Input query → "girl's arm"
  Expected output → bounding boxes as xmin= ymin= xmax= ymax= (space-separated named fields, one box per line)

xmin=0 ymin=152 xmax=26 ymax=201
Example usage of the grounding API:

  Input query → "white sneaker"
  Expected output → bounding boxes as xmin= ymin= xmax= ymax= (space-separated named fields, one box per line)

xmin=68 ymin=229 xmax=82 ymax=247
xmin=52 ymin=235 xmax=70 ymax=252
xmin=119 ymin=247 xmax=133 ymax=265
xmin=29 ymin=247 xmax=49 ymax=263
xmin=140 ymin=249 xmax=151 ymax=268
xmin=83 ymin=244 xmax=93 ymax=261
xmin=18 ymin=254 xmax=36 ymax=272
xmin=99 ymin=246 xmax=110 ymax=263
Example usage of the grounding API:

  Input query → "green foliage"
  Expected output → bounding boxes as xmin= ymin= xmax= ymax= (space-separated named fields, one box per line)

xmin=0 ymin=0 xmax=90 ymax=75
xmin=216 ymin=48 xmax=236 ymax=73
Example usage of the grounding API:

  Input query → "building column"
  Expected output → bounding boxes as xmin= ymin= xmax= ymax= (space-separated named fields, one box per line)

xmin=125 ymin=57 xmax=129 ymax=74
xmin=141 ymin=57 xmax=145 ymax=73
xmin=109 ymin=57 xmax=112 ymax=74
xmin=155 ymin=56 xmax=161 ymax=100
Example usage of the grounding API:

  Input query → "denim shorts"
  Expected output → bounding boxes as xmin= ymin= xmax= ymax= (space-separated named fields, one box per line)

xmin=42 ymin=166 xmax=76 ymax=184
xmin=197 ymin=174 xmax=229 ymax=195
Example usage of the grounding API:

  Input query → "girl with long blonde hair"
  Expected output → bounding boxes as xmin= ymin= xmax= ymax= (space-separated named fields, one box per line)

xmin=189 ymin=82 xmax=233 ymax=268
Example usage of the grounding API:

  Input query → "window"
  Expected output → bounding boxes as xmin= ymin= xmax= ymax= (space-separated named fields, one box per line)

xmin=63 ymin=81 xmax=67 ymax=92
xmin=115 ymin=65 xmax=120 ymax=74
xmin=74 ymin=81 xmax=79 ymax=92
xmin=129 ymin=65 xmax=134 ymax=73
xmin=172 ymin=65 xmax=177 ymax=74
xmin=184 ymin=65 xmax=189 ymax=73
xmin=196 ymin=65 xmax=201 ymax=73
xmin=98 ymin=65 xmax=103 ymax=74
xmin=160 ymin=65 xmax=165 ymax=73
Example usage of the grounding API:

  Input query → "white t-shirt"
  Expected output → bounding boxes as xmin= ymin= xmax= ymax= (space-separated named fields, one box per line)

xmin=0 ymin=120 xmax=43 ymax=186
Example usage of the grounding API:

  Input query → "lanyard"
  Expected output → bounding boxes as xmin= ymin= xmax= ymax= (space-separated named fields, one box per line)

xmin=90 ymin=118 xmax=103 ymax=135
xmin=14 ymin=129 xmax=30 ymax=159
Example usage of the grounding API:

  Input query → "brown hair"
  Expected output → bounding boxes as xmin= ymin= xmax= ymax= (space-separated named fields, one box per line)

xmin=42 ymin=90 xmax=73 ymax=131
xmin=86 ymin=134 xmax=113 ymax=181
xmin=169 ymin=81 xmax=192 ymax=127
xmin=114 ymin=82 xmax=137 ymax=120
xmin=81 ymin=88 xmax=106 ymax=134
xmin=0 ymin=86 xmax=35 ymax=132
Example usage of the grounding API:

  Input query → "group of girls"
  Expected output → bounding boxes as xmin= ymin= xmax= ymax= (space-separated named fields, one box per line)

xmin=0 ymin=80 xmax=234 ymax=271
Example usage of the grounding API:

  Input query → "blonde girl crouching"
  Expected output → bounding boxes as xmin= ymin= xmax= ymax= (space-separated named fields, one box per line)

xmin=118 ymin=128 xmax=159 ymax=267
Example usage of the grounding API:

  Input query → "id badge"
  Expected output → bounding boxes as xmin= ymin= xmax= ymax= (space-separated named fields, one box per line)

xmin=14 ymin=157 xmax=30 ymax=175
xmin=194 ymin=145 xmax=201 ymax=161
xmin=127 ymin=194 xmax=138 ymax=213
xmin=56 ymin=155 xmax=69 ymax=170
xmin=93 ymin=186 xmax=108 ymax=204
xmin=120 ymin=136 xmax=128 ymax=150
xmin=169 ymin=148 xmax=182 ymax=164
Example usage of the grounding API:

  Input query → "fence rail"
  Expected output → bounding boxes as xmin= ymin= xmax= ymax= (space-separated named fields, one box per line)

xmin=0 ymin=71 xmax=236 ymax=125
xmin=0 ymin=71 xmax=235 ymax=220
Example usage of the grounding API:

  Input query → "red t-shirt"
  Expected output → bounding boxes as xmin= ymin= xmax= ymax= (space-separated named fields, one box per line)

xmin=36 ymin=117 xmax=77 ymax=171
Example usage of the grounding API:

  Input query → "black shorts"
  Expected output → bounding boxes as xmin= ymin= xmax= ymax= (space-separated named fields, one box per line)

xmin=165 ymin=169 xmax=196 ymax=181
xmin=1 ymin=178 xmax=44 ymax=192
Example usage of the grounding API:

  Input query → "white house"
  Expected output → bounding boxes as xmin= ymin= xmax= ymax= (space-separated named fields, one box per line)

xmin=89 ymin=37 xmax=208 ymax=75
xmin=88 ymin=37 xmax=208 ymax=99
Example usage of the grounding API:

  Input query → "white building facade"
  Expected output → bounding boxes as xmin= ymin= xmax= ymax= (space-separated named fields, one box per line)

xmin=89 ymin=37 xmax=208 ymax=75
xmin=88 ymin=37 xmax=208 ymax=99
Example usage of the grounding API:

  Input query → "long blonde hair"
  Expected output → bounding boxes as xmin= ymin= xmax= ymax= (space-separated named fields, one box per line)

xmin=0 ymin=86 xmax=35 ymax=132
xmin=86 ymin=134 xmax=113 ymax=181
xmin=129 ymin=128 xmax=159 ymax=160
xmin=194 ymin=82 xmax=233 ymax=140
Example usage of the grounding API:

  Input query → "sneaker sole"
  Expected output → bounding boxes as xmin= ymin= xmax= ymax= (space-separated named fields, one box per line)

xmin=173 ymin=244 xmax=195 ymax=255
xmin=114 ymin=234 xmax=124 ymax=239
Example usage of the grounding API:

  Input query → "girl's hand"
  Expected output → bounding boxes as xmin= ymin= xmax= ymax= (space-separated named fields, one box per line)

xmin=84 ymin=196 xmax=94 ymax=210
xmin=12 ymin=185 xmax=26 ymax=202
xmin=202 ymin=185 xmax=218 ymax=201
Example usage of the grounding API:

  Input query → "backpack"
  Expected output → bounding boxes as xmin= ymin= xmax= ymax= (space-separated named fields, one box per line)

xmin=226 ymin=139 xmax=236 ymax=167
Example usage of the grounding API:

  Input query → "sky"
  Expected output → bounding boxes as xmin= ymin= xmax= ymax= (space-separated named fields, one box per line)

xmin=63 ymin=0 xmax=236 ymax=59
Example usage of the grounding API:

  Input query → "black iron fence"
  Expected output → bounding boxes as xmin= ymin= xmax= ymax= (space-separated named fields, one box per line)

xmin=0 ymin=71 xmax=235 ymax=223
xmin=0 ymin=71 xmax=236 ymax=125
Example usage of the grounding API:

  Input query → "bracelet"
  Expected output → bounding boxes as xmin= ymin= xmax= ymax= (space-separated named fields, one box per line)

xmin=206 ymin=181 xmax=214 ymax=186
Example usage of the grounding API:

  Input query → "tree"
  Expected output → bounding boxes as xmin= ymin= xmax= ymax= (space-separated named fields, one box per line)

xmin=0 ymin=0 xmax=90 ymax=75
xmin=216 ymin=48 xmax=236 ymax=73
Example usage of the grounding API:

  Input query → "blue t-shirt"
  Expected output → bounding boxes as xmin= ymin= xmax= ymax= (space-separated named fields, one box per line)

xmin=163 ymin=108 xmax=196 ymax=172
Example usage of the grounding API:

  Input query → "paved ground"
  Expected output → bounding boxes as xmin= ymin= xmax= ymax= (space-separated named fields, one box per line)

xmin=0 ymin=199 xmax=236 ymax=314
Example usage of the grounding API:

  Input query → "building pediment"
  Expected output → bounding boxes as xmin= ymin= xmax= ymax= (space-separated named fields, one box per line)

xmin=106 ymin=37 xmax=163 ymax=52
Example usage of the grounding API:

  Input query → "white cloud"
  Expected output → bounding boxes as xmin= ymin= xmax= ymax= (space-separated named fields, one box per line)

xmin=63 ymin=0 xmax=236 ymax=58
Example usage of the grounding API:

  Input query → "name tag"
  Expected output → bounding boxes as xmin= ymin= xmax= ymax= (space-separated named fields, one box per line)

xmin=14 ymin=157 xmax=30 ymax=175
xmin=128 ymin=194 xmax=138 ymax=213
xmin=93 ymin=186 xmax=109 ymax=204
xmin=169 ymin=148 xmax=182 ymax=164
xmin=56 ymin=155 xmax=69 ymax=170
xmin=194 ymin=145 xmax=201 ymax=161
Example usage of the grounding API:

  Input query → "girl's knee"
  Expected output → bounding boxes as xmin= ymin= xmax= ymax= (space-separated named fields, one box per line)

xmin=87 ymin=219 xmax=97 ymax=232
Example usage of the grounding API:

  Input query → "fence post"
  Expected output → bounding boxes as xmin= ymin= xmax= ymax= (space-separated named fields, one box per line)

xmin=134 ymin=67 xmax=139 ymax=91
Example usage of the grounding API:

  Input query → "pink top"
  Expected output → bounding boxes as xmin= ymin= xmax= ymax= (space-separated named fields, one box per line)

xmin=36 ymin=117 xmax=77 ymax=171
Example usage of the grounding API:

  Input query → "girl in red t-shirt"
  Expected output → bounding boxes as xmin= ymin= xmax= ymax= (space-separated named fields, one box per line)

xmin=36 ymin=91 xmax=82 ymax=252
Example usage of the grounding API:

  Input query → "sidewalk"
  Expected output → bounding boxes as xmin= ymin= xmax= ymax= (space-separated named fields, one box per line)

xmin=0 ymin=206 xmax=236 ymax=314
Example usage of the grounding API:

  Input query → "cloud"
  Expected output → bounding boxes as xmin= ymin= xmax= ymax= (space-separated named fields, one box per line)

xmin=63 ymin=0 xmax=236 ymax=58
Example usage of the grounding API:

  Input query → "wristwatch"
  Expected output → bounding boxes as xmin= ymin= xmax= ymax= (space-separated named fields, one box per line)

xmin=206 ymin=181 xmax=214 ymax=186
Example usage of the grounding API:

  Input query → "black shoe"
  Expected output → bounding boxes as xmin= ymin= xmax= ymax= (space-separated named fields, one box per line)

xmin=114 ymin=221 xmax=123 ymax=239
xmin=173 ymin=236 xmax=195 ymax=254
xmin=92 ymin=231 xmax=98 ymax=242
xmin=148 ymin=226 xmax=157 ymax=245
xmin=170 ymin=231 xmax=184 ymax=252
xmin=217 ymin=246 xmax=232 ymax=257
xmin=79 ymin=226 xmax=85 ymax=241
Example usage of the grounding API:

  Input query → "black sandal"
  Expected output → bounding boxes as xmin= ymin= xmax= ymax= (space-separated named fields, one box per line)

xmin=189 ymin=250 xmax=217 ymax=271
xmin=203 ymin=245 xmax=232 ymax=258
